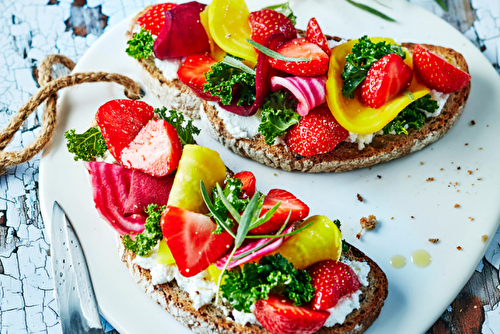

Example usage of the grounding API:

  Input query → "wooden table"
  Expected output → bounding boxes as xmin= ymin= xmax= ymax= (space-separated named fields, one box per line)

xmin=0 ymin=0 xmax=498 ymax=333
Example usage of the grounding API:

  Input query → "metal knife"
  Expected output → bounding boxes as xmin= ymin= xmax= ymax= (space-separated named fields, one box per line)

xmin=50 ymin=201 xmax=105 ymax=334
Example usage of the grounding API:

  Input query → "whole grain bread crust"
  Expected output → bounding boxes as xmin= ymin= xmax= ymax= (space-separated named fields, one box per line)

xmin=118 ymin=237 xmax=388 ymax=334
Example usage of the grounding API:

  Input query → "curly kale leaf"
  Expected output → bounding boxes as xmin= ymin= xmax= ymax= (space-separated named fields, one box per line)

xmin=220 ymin=253 xmax=315 ymax=313
xmin=203 ymin=56 xmax=256 ymax=106
xmin=209 ymin=176 xmax=249 ymax=234
xmin=65 ymin=127 xmax=107 ymax=162
xmin=383 ymin=94 xmax=439 ymax=135
xmin=341 ymin=35 xmax=406 ymax=99
xmin=265 ymin=3 xmax=297 ymax=25
xmin=122 ymin=204 xmax=166 ymax=256
xmin=258 ymin=91 xmax=300 ymax=145
xmin=126 ymin=27 xmax=154 ymax=60
xmin=155 ymin=108 xmax=201 ymax=146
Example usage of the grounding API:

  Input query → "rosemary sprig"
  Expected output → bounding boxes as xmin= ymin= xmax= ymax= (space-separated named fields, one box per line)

xmin=346 ymin=0 xmax=396 ymax=22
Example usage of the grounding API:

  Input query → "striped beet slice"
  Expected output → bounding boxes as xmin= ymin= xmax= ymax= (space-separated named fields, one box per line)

xmin=86 ymin=161 xmax=146 ymax=235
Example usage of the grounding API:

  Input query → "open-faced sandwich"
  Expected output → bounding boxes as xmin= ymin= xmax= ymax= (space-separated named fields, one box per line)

xmin=65 ymin=99 xmax=388 ymax=334
xmin=125 ymin=0 xmax=471 ymax=172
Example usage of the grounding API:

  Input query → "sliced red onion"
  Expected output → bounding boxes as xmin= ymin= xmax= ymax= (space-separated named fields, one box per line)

xmin=215 ymin=225 xmax=294 ymax=269
xmin=271 ymin=75 xmax=327 ymax=116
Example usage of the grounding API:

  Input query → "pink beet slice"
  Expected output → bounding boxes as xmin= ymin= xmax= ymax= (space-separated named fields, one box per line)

xmin=271 ymin=75 xmax=327 ymax=116
xmin=123 ymin=170 xmax=175 ymax=216
xmin=153 ymin=2 xmax=210 ymax=59
xmin=85 ymin=161 xmax=146 ymax=236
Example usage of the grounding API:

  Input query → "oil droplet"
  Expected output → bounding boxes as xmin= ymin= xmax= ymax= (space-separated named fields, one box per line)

xmin=390 ymin=255 xmax=407 ymax=269
xmin=411 ymin=250 xmax=432 ymax=268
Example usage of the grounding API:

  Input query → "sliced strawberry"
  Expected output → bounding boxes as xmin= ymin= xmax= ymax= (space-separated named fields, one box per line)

xmin=161 ymin=206 xmax=234 ymax=277
xmin=234 ymin=171 xmax=256 ymax=199
xmin=413 ymin=44 xmax=471 ymax=94
xmin=177 ymin=53 xmax=220 ymax=101
xmin=248 ymin=9 xmax=297 ymax=46
xmin=285 ymin=105 xmax=348 ymax=157
xmin=250 ymin=189 xmax=309 ymax=235
xmin=307 ymin=260 xmax=361 ymax=310
xmin=306 ymin=18 xmax=330 ymax=57
xmin=120 ymin=119 xmax=182 ymax=177
xmin=96 ymin=100 xmax=154 ymax=162
xmin=136 ymin=3 xmax=177 ymax=36
xmin=268 ymin=38 xmax=329 ymax=77
xmin=360 ymin=53 xmax=413 ymax=109
xmin=254 ymin=294 xmax=329 ymax=334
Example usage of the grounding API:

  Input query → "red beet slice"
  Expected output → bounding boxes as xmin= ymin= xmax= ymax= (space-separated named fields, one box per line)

xmin=153 ymin=2 xmax=210 ymax=59
xmin=123 ymin=170 xmax=175 ymax=216
xmin=85 ymin=162 xmax=146 ymax=236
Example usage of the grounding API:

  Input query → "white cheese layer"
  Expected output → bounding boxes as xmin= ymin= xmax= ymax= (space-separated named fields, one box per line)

xmin=154 ymin=57 xmax=183 ymax=81
xmin=207 ymin=101 xmax=261 ymax=139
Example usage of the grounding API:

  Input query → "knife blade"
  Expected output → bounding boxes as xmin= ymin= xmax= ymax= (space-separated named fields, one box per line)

xmin=50 ymin=201 xmax=104 ymax=334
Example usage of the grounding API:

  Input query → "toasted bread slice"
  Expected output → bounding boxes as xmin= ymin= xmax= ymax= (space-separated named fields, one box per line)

xmin=127 ymin=11 xmax=470 ymax=173
xmin=118 ymin=237 xmax=388 ymax=334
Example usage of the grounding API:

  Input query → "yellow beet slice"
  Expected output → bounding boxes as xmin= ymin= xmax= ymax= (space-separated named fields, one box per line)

xmin=156 ymin=239 xmax=176 ymax=265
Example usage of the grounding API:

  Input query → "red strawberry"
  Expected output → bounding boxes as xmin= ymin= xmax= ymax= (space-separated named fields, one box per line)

xmin=306 ymin=18 xmax=330 ymax=57
xmin=161 ymin=206 xmax=234 ymax=277
xmin=120 ymin=119 xmax=182 ymax=177
xmin=177 ymin=53 xmax=220 ymax=101
xmin=234 ymin=171 xmax=256 ymax=199
xmin=96 ymin=99 xmax=154 ymax=162
xmin=248 ymin=9 xmax=297 ymax=46
xmin=285 ymin=105 xmax=348 ymax=157
xmin=360 ymin=53 xmax=413 ymax=109
xmin=250 ymin=189 xmax=309 ymax=235
xmin=413 ymin=44 xmax=471 ymax=94
xmin=268 ymin=38 xmax=329 ymax=76
xmin=307 ymin=260 xmax=361 ymax=310
xmin=254 ymin=294 xmax=329 ymax=334
xmin=136 ymin=3 xmax=177 ymax=36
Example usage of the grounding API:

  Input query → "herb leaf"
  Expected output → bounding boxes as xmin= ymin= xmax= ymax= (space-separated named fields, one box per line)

xmin=382 ymin=94 xmax=439 ymax=135
xmin=204 ymin=55 xmax=256 ymax=106
xmin=155 ymin=108 xmax=201 ymax=146
xmin=126 ymin=27 xmax=154 ymax=60
xmin=246 ymin=39 xmax=311 ymax=62
xmin=209 ymin=176 xmax=250 ymax=234
xmin=434 ymin=0 xmax=448 ymax=12
xmin=341 ymin=35 xmax=405 ymax=99
xmin=346 ymin=0 xmax=396 ymax=22
xmin=264 ymin=3 xmax=297 ymax=25
xmin=220 ymin=253 xmax=315 ymax=312
xmin=122 ymin=204 xmax=165 ymax=256
xmin=258 ymin=91 xmax=300 ymax=145
xmin=65 ymin=127 xmax=107 ymax=162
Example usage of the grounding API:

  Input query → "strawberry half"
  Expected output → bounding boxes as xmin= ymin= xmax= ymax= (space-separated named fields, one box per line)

xmin=360 ymin=53 xmax=413 ymax=109
xmin=250 ymin=189 xmax=309 ymax=235
xmin=234 ymin=171 xmax=256 ymax=199
xmin=177 ymin=53 xmax=220 ymax=101
xmin=413 ymin=44 xmax=471 ymax=94
xmin=285 ymin=105 xmax=348 ymax=157
xmin=254 ymin=294 xmax=329 ymax=334
xmin=136 ymin=3 xmax=177 ymax=36
xmin=268 ymin=38 xmax=329 ymax=77
xmin=248 ymin=9 xmax=297 ymax=46
xmin=120 ymin=119 xmax=182 ymax=177
xmin=307 ymin=260 xmax=361 ymax=310
xmin=96 ymin=99 xmax=154 ymax=162
xmin=161 ymin=206 xmax=234 ymax=277
xmin=306 ymin=18 xmax=330 ymax=56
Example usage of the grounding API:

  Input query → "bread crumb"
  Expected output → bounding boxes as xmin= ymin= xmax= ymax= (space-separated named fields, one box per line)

xmin=457 ymin=246 xmax=462 ymax=250
xmin=440 ymin=168 xmax=444 ymax=171
xmin=274 ymin=173 xmax=277 ymax=176
xmin=454 ymin=204 xmax=460 ymax=208
xmin=357 ymin=194 xmax=364 ymax=202
xmin=477 ymin=178 xmax=482 ymax=180
xmin=411 ymin=216 xmax=415 ymax=219
xmin=457 ymin=166 xmax=461 ymax=170
xmin=356 ymin=232 xmax=361 ymax=239
xmin=369 ymin=167 xmax=372 ymax=170
xmin=408 ymin=175 xmax=411 ymax=178
xmin=428 ymin=238 xmax=439 ymax=243
xmin=465 ymin=143 xmax=469 ymax=146
xmin=470 ymin=120 xmax=475 ymax=125
xmin=468 ymin=216 xmax=475 ymax=221
xmin=391 ymin=217 xmax=394 ymax=220
xmin=426 ymin=177 xmax=434 ymax=181
xmin=360 ymin=215 xmax=378 ymax=230
xmin=482 ymin=235 xmax=488 ymax=243
xmin=479 ymin=147 xmax=483 ymax=150
xmin=468 ymin=170 xmax=473 ymax=175
xmin=377 ymin=175 xmax=382 ymax=179
xmin=420 ymin=162 xmax=424 ymax=165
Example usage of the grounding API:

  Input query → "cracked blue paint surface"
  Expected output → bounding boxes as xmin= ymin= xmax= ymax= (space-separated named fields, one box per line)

xmin=0 ymin=0 xmax=498 ymax=333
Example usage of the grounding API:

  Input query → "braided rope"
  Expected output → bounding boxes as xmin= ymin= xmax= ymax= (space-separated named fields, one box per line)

xmin=0 ymin=54 xmax=141 ymax=175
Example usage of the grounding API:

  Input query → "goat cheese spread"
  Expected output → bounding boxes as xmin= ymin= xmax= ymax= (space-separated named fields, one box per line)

xmin=133 ymin=244 xmax=370 ymax=327
xmin=154 ymin=57 xmax=184 ymax=81
xmin=207 ymin=101 xmax=261 ymax=139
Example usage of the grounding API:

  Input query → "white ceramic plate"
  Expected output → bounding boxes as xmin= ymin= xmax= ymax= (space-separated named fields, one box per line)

xmin=39 ymin=1 xmax=500 ymax=333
